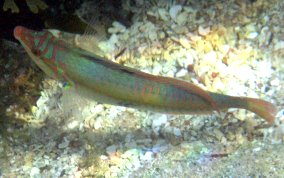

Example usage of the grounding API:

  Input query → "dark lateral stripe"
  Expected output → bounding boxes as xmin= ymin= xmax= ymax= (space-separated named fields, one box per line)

xmin=80 ymin=53 xmax=138 ymax=75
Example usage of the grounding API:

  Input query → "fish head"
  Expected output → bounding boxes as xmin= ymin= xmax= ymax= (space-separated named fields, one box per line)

xmin=14 ymin=26 xmax=49 ymax=53
xmin=14 ymin=26 xmax=61 ymax=79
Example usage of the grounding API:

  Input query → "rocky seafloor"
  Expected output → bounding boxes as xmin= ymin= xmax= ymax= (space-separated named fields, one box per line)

xmin=0 ymin=0 xmax=284 ymax=177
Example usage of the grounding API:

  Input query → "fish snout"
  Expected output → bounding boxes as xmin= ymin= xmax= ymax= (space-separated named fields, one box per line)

xmin=14 ymin=26 xmax=26 ymax=40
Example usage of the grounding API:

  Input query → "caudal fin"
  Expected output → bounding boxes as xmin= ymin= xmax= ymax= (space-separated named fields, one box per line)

xmin=245 ymin=98 xmax=277 ymax=124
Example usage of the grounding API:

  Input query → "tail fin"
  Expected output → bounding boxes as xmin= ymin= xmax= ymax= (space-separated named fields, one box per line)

xmin=245 ymin=98 xmax=277 ymax=124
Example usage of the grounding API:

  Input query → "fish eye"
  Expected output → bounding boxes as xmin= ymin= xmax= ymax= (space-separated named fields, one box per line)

xmin=31 ymin=48 xmax=41 ymax=56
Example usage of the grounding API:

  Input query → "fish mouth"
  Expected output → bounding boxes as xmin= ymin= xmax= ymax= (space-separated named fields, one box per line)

xmin=13 ymin=26 xmax=26 ymax=40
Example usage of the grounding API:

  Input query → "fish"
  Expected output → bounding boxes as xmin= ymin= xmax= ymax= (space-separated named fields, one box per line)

xmin=13 ymin=26 xmax=277 ymax=124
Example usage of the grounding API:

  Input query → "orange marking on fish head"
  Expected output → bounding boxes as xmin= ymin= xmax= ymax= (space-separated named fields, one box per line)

xmin=14 ymin=26 xmax=36 ymax=50
xmin=14 ymin=26 xmax=53 ymax=56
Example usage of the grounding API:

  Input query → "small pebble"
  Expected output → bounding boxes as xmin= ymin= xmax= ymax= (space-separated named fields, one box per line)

xmin=169 ymin=5 xmax=182 ymax=19
xmin=152 ymin=63 xmax=162 ymax=75
xmin=68 ymin=120 xmax=79 ymax=129
xmin=198 ymin=26 xmax=211 ymax=36
xmin=176 ymin=69 xmax=188 ymax=77
xmin=253 ymin=147 xmax=261 ymax=152
xmin=58 ymin=139 xmax=69 ymax=149
xmin=274 ymin=41 xmax=284 ymax=51
xmin=179 ymin=38 xmax=192 ymax=49
xmin=100 ymin=155 xmax=108 ymax=160
xmin=152 ymin=115 xmax=168 ymax=128
xmin=173 ymin=127 xmax=182 ymax=137
xmin=270 ymin=78 xmax=280 ymax=86
xmin=109 ymin=21 xmax=126 ymax=33
xmin=246 ymin=32 xmax=258 ymax=39
xmin=158 ymin=8 xmax=168 ymax=21
xmin=94 ymin=119 xmax=102 ymax=129
xmin=106 ymin=145 xmax=117 ymax=156
xmin=176 ymin=12 xmax=188 ymax=25
xmin=30 ymin=167 xmax=40 ymax=177
xmin=141 ymin=151 xmax=153 ymax=161
xmin=110 ymin=166 xmax=120 ymax=173
xmin=91 ymin=105 xmax=104 ymax=114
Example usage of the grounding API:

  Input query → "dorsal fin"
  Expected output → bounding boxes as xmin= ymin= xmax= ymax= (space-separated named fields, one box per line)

xmin=74 ymin=14 xmax=107 ymax=58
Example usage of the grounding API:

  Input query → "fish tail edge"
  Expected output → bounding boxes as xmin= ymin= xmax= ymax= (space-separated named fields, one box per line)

xmin=245 ymin=97 xmax=277 ymax=124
